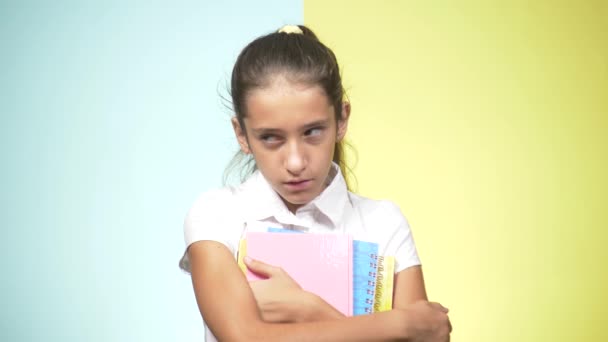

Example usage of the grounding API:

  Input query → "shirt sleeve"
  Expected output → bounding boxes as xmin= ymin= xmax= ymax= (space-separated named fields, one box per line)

xmin=178 ymin=188 xmax=242 ymax=273
xmin=379 ymin=201 xmax=421 ymax=273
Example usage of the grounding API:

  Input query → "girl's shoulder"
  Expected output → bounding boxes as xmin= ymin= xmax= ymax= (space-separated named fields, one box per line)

xmin=347 ymin=192 xmax=408 ymax=222
xmin=344 ymin=192 xmax=420 ymax=271
xmin=180 ymin=184 xmax=248 ymax=273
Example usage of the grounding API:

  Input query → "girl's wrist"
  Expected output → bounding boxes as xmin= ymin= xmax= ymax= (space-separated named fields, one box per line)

xmin=290 ymin=291 xmax=319 ymax=322
xmin=387 ymin=308 xmax=414 ymax=340
xmin=298 ymin=292 xmax=344 ymax=322
xmin=275 ymin=290 xmax=312 ymax=323
xmin=283 ymin=291 xmax=339 ymax=323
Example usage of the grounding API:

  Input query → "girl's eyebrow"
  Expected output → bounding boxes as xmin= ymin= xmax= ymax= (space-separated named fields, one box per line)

xmin=251 ymin=127 xmax=282 ymax=135
xmin=301 ymin=119 xmax=330 ymax=130
xmin=251 ymin=119 xmax=330 ymax=134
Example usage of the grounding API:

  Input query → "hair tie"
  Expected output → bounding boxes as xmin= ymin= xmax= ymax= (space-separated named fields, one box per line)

xmin=278 ymin=25 xmax=303 ymax=35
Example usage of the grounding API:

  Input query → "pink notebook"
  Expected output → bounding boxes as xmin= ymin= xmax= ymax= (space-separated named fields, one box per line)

xmin=243 ymin=232 xmax=353 ymax=316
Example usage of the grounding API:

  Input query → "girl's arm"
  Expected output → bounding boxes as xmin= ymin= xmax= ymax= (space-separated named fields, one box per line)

xmin=247 ymin=261 xmax=430 ymax=323
xmin=244 ymin=247 xmax=430 ymax=322
xmin=393 ymin=265 xmax=428 ymax=308
xmin=188 ymin=240 xmax=435 ymax=342
xmin=392 ymin=266 xmax=453 ymax=339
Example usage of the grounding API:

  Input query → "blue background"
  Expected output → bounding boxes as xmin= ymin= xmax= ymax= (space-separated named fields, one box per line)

xmin=1 ymin=1 xmax=302 ymax=341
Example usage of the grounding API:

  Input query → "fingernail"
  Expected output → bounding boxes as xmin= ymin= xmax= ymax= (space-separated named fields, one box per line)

xmin=244 ymin=256 xmax=252 ymax=264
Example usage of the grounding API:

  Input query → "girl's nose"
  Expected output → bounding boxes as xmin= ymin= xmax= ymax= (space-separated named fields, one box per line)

xmin=285 ymin=142 xmax=307 ymax=175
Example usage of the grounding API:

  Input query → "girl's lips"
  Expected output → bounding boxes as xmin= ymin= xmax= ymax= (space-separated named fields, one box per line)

xmin=284 ymin=179 xmax=312 ymax=191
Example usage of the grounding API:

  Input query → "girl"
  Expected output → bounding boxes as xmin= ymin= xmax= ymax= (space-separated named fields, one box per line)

xmin=179 ymin=25 xmax=452 ymax=341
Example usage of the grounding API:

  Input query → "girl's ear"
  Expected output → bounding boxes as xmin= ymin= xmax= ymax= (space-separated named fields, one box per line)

xmin=232 ymin=117 xmax=251 ymax=154
xmin=337 ymin=101 xmax=351 ymax=141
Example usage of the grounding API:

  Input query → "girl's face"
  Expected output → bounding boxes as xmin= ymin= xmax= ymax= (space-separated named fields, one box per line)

xmin=233 ymin=77 xmax=349 ymax=213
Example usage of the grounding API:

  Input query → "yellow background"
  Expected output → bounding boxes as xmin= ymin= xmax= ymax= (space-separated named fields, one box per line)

xmin=306 ymin=1 xmax=607 ymax=341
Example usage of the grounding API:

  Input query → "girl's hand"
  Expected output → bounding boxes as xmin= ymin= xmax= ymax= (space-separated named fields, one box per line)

xmin=400 ymin=300 xmax=452 ymax=342
xmin=244 ymin=256 xmax=344 ymax=323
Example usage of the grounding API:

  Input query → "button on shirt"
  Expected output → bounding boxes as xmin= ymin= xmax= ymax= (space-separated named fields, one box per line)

xmin=179 ymin=163 xmax=421 ymax=342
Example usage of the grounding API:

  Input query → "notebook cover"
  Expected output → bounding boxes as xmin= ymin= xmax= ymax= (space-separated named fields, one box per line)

xmin=243 ymin=231 xmax=353 ymax=316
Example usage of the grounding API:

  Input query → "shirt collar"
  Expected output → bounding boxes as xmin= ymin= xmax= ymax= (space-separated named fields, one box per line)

xmin=239 ymin=163 xmax=351 ymax=228
xmin=304 ymin=163 xmax=350 ymax=228
xmin=239 ymin=170 xmax=288 ymax=222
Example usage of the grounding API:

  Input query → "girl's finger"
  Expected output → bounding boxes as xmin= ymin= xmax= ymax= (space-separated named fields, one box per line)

xmin=429 ymin=302 xmax=449 ymax=313
xmin=244 ymin=256 xmax=280 ymax=277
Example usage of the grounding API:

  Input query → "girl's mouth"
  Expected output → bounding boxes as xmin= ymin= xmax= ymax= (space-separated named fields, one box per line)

xmin=284 ymin=179 xmax=312 ymax=191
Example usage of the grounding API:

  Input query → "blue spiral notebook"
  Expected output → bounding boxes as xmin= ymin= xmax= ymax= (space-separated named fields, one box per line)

xmin=352 ymin=240 xmax=379 ymax=315
xmin=266 ymin=228 xmax=378 ymax=316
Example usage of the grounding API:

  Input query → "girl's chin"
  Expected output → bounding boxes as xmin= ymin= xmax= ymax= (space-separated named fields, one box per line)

xmin=280 ymin=193 xmax=317 ymax=210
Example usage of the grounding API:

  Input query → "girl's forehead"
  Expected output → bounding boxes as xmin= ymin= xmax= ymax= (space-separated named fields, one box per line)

xmin=247 ymin=81 xmax=330 ymax=108
xmin=255 ymin=75 xmax=325 ymax=96
xmin=244 ymin=81 xmax=334 ymax=126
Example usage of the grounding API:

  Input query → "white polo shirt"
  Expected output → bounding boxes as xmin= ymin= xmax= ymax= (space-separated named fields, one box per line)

xmin=179 ymin=163 xmax=421 ymax=341
xmin=180 ymin=163 xmax=420 ymax=272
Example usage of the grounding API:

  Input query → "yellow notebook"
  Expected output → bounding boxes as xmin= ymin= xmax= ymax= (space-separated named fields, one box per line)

xmin=237 ymin=238 xmax=247 ymax=273
xmin=373 ymin=256 xmax=395 ymax=312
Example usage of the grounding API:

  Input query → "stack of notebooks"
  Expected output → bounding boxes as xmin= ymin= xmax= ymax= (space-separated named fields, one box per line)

xmin=237 ymin=228 xmax=395 ymax=316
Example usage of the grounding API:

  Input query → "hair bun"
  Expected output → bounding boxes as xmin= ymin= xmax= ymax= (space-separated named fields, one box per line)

xmin=277 ymin=25 xmax=304 ymax=35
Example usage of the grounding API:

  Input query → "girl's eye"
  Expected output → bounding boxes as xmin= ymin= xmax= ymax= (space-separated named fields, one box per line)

xmin=261 ymin=135 xmax=275 ymax=141
xmin=305 ymin=127 xmax=323 ymax=137
xmin=260 ymin=134 xmax=282 ymax=145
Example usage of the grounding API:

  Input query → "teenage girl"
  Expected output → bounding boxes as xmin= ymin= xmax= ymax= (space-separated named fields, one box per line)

xmin=179 ymin=25 xmax=452 ymax=342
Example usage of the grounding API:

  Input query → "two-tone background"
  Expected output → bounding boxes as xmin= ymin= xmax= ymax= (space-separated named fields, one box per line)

xmin=1 ymin=1 xmax=606 ymax=341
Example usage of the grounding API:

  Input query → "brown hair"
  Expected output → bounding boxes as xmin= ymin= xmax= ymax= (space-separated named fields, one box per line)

xmin=224 ymin=25 xmax=354 ymax=190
